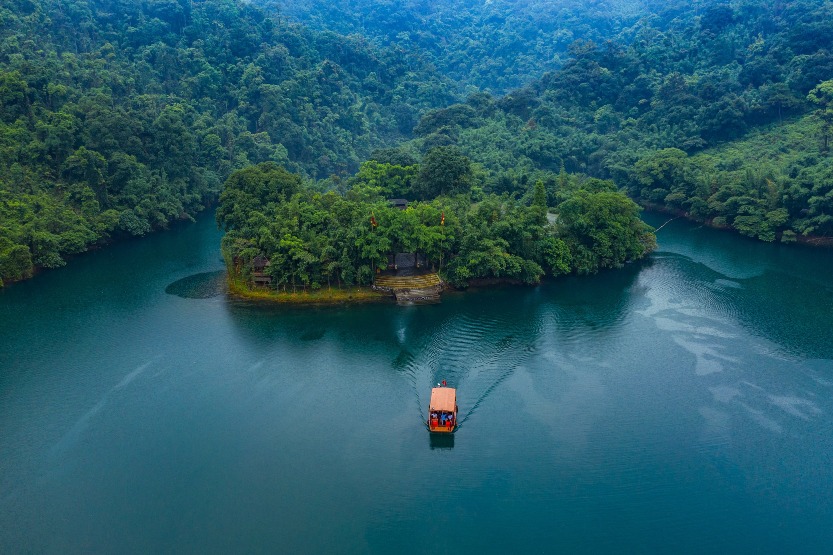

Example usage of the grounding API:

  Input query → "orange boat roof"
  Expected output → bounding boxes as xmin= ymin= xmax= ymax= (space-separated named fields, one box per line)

xmin=429 ymin=387 xmax=457 ymax=412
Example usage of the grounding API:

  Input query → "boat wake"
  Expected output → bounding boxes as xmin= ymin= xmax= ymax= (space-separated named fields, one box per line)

xmin=394 ymin=311 xmax=543 ymax=429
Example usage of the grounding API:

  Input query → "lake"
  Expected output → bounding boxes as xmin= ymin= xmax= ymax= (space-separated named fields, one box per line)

xmin=2 ymin=212 xmax=832 ymax=553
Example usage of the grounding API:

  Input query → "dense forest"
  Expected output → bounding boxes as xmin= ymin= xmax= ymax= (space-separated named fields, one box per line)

xmin=217 ymin=158 xmax=655 ymax=290
xmin=389 ymin=0 xmax=833 ymax=243
xmin=264 ymin=0 xmax=660 ymax=94
xmin=0 ymin=0 xmax=458 ymax=285
xmin=4 ymin=0 xmax=833 ymax=287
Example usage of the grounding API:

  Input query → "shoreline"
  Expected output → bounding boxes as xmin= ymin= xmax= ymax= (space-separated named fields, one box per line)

xmin=226 ymin=278 xmax=392 ymax=305
xmin=226 ymin=274 xmax=565 ymax=306
xmin=1 ymin=210 xmax=206 ymax=289
xmin=640 ymin=203 xmax=833 ymax=247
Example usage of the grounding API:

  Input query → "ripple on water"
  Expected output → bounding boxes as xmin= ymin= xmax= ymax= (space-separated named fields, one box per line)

xmin=396 ymin=310 xmax=542 ymax=426
xmin=164 ymin=271 xmax=226 ymax=299
xmin=639 ymin=254 xmax=741 ymax=323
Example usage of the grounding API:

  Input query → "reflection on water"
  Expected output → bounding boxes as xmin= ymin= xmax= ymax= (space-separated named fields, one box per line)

xmin=645 ymin=213 xmax=833 ymax=358
xmin=737 ymin=270 xmax=833 ymax=358
xmin=3 ymin=211 xmax=833 ymax=553
xmin=299 ymin=328 xmax=326 ymax=341
xmin=220 ymin=260 xmax=645 ymax=434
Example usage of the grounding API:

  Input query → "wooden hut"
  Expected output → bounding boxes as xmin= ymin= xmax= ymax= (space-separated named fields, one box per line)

xmin=251 ymin=255 xmax=272 ymax=285
xmin=389 ymin=198 xmax=408 ymax=210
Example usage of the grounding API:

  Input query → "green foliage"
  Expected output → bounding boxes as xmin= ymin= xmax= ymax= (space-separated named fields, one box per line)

xmin=808 ymin=80 xmax=833 ymax=151
xmin=383 ymin=0 xmax=833 ymax=244
xmin=267 ymin=0 xmax=663 ymax=94
xmin=557 ymin=190 xmax=656 ymax=274
xmin=368 ymin=148 xmax=418 ymax=167
xmin=0 ymin=242 xmax=33 ymax=282
xmin=669 ymin=115 xmax=833 ymax=240
xmin=532 ymin=180 xmax=547 ymax=208
xmin=415 ymin=146 xmax=472 ymax=200
xmin=219 ymin=159 xmax=655 ymax=291
xmin=346 ymin=161 xmax=417 ymax=201
xmin=0 ymin=0 xmax=459 ymax=283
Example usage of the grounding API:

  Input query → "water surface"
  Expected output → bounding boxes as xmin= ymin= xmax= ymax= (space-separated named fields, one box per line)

xmin=1 ymin=213 xmax=832 ymax=553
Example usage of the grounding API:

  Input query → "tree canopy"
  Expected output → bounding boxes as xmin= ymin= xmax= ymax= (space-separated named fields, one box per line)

xmin=0 ymin=0 xmax=458 ymax=285
xmin=390 ymin=0 xmax=833 ymax=244
xmin=219 ymin=161 xmax=656 ymax=291
xmin=5 ymin=0 xmax=833 ymax=286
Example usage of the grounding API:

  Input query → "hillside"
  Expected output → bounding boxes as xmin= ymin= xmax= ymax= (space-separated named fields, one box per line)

xmin=398 ymin=0 xmax=833 ymax=243
xmin=263 ymin=0 xmax=658 ymax=94
xmin=684 ymin=115 xmax=833 ymax=242
xmin=4 ymin=0 xmax=833 ymax=286
xmin=0 ymin=0 xmax=459 ymax=284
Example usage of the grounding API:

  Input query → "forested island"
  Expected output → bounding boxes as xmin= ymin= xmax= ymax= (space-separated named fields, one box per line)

xmin=3 ymin=0 xmax=833 ymax=288
xmin=217 ymin=156 xmax=655 ymax=298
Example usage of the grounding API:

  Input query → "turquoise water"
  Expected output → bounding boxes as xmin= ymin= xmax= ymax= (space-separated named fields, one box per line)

xmin=2 ymin=212 xmax=832 ymax=553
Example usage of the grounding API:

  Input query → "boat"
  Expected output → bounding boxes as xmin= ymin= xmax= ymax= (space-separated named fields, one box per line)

xmin=428 ymin=383 xmax=457 ymax=433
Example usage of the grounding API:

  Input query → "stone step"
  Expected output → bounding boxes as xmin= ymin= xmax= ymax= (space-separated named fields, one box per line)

xmin=375 ymin=277 xmax=440 ymax=287
xmin=375 ymin=273 xmax=441 ymax=289
xmin=374 ymin=273 xmax=444 ymax=304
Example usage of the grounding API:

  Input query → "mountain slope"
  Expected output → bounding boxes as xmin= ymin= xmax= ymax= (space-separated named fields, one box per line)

xmin=399 ymin=0 xmax=833 ymax=242
xmin=263 ymin=0 xmax=659 ymax=93
xmin=0 ymin=0 xmax=458 ymax=284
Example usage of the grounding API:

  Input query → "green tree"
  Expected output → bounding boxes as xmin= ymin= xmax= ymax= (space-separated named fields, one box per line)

xmin=808 ymin=80 xmax=833 ymax=152
xmin=557 ymin=191 xmax=656 ymax=274
xmin=216 ymin=163 xmax=302 ymax=231
xmin=63 ymin=147 xmax=108 ymax=205
xmin=414 ymin=146 xmax=472 ymax=199
xmin=632 ymin=148 xmax=693 ymax=205
xmin=0 ymin=243 xmax=33 ymax=282
xmin=532 ymin=180 xmax=547 ymax=208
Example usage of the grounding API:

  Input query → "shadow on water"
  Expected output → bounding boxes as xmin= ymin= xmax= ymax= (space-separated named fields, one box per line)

xmin=222 ymin=299 xmax=394 ymax=349
xmin=428 ymin=432 xmax=454 ymax=450
xmin=165 ymin=271 xmax=227 ymax=299
xmin=300 ymin=328 xmax=326 ymax=341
